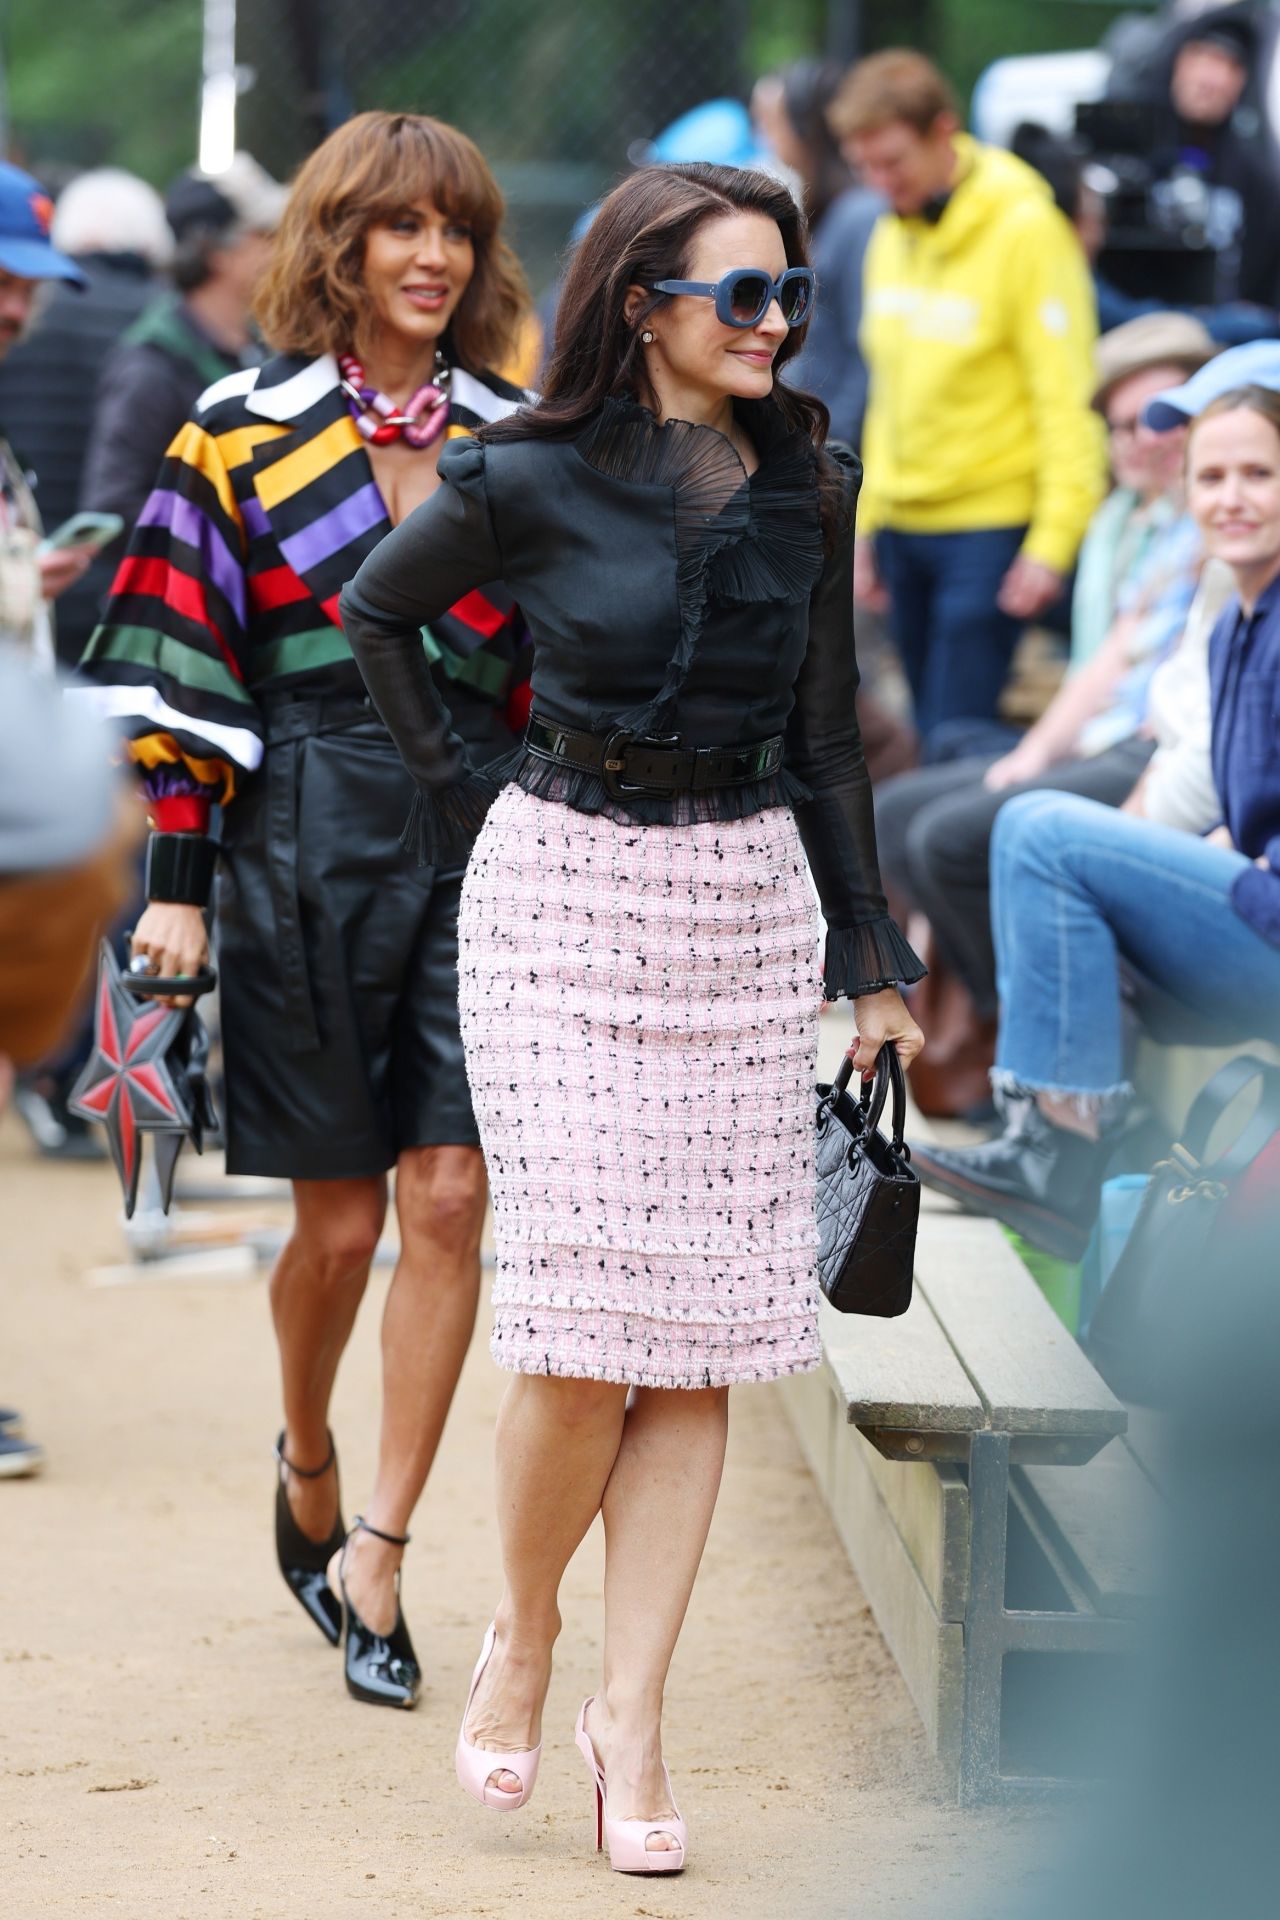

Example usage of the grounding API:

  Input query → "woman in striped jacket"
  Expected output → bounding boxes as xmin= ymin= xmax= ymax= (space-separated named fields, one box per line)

xmin=76 ymin=113 xmax=531 ymax=1709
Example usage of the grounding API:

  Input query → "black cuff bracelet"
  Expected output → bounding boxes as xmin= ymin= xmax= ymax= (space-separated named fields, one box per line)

xmin=145 ymin=832 xmax=218 ymax=907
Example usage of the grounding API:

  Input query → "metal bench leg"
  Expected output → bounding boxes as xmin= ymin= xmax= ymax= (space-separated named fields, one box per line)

xmin=959 ymin=1429 xmax=1010 ymax=1805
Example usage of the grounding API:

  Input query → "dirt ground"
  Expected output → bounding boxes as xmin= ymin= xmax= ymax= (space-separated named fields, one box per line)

xmin=0 ymin=1109 xmax=1048 ymax=1920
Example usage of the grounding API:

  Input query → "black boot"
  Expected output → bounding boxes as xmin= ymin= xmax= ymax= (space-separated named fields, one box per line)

xmin=274 ymin=1431 xmax=346 ymax=1646
xmin=333 ymin=1517 xmax=421 ymax=1709
xmin=911 ymin=1093 xmax=1113 ymax=1260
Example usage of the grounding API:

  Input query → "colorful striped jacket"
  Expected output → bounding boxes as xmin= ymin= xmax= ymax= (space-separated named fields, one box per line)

xmin=76 ymin=351 xmax=529 ymax=827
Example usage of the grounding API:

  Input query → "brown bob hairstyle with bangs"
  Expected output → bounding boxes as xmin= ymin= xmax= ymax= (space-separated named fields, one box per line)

xmin=253 ymin=111 xmax=529 ymax=373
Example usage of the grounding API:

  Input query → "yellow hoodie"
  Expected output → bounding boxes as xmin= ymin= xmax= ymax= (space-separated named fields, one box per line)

xmin=859 ymin=135 xmax=1106 ymax=574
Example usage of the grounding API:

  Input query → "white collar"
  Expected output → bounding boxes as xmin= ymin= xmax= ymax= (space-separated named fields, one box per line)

xmin=236 ymin=353 xmax=528 ymax=427
xmin=243 ymin=354 xmax=342 ymax=423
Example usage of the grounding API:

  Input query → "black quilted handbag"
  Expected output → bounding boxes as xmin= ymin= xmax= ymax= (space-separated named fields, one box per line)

xmin=815 ymin=1048 xmax=919 ymax=1316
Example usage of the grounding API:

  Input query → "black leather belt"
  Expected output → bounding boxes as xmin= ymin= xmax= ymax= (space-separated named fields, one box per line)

xmin=525 ymin=715 xmax=785 ymax=802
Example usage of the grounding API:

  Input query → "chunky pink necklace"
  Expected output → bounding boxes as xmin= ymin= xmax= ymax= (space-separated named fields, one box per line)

xmin=338 ymin=350 xmax=452 ymax=448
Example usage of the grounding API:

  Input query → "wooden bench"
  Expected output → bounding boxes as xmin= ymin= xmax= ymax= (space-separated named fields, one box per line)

xmin=780 ymin=1207 xmax=1137 ymax=1804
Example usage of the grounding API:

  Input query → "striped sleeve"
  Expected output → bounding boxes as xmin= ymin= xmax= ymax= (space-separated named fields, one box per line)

xmin=74 ymin=411 xmax=262 ymax=808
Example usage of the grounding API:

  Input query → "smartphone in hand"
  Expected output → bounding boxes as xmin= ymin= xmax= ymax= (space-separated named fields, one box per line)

xmin=37 ymin=510 xmax=125 ymax=555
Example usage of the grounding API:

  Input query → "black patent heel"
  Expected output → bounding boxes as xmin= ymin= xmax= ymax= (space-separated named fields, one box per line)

xmin=274 ymin=1430 xmax=345 ymax=1647
xmin=332 ymin=1516 xmax=421 ymax=1709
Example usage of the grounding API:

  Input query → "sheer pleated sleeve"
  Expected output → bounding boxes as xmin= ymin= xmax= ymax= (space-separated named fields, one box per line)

xmin=340 ymin=438 xmax=507 ymax=866
xmin=786 ymin=451 xmax=926 ymax=998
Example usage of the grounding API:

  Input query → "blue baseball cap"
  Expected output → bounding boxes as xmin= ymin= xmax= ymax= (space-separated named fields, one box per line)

xmin=1144 ymin=339 xmax=1280 ymax=431
xmin=634 ymin=99 xmax=768 ymax=171
xmin=0 ymin=163 xmax=86 ymax=287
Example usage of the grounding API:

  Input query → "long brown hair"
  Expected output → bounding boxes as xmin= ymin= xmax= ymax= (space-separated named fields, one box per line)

xmin=485 ymin=162 xmax=846 ymax=537
xmin=254 ymin=111 xmax=529 ymax=373
xmin=771 ymin=60 xmax=856 ymax=229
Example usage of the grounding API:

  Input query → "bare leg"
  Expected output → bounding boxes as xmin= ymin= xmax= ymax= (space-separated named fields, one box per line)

xmin=1038 ymin=1090 xmax=1102 ymax=1141
xmin=270 ymin=1176 xmax=387 ymax=1537
xmin=337 ymin=1145 xmax=487 ymax=1632
xmin=587 ymin=1385 xmax=730 ymax=1851
xmin=464 ymin=1373 xmax=629 ymax=1792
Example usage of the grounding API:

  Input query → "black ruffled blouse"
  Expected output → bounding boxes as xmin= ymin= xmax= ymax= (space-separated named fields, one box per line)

xmin=340 ymin=395 xmax=924 ymax=999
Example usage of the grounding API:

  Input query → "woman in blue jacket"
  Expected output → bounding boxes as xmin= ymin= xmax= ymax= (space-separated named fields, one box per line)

xmin=912 ymin=383 xmax=1280 ymax=1258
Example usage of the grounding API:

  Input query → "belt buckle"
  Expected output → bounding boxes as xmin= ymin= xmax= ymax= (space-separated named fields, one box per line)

xmin=601 ymin=728 xmax=681 ymax=800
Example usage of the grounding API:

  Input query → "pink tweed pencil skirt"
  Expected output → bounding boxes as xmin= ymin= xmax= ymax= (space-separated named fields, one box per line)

xmin=456 ymin=784 xmax=824 ymax=1389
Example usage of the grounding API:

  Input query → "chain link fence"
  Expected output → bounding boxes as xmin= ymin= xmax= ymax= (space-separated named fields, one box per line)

xmin=3 ymin=0 xmax=1151 ymax=287
xmin=236 ymin=0 xmax=834 ymax=288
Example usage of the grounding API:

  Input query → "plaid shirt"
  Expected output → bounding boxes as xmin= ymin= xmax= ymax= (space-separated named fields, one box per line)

xmin=1080 ymin=506 xmax=1203 ymax=757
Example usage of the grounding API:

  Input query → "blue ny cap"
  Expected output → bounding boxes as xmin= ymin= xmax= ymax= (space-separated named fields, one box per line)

xmin=640 ymin=100 xmax=767 ymax=171
xmin=1144 ymin=339 xmax=1280 ymax=431
xmin=0 ymin=163 xmax=86 ymax=287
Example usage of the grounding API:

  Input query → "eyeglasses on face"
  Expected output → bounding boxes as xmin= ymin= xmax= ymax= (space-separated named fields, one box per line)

xmin=646 ymin=266 xmax=816 ymax=330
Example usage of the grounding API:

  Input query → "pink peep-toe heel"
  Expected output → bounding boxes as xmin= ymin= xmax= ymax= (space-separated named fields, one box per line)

xmin=574 ymin=1697 xmax=686 ymax=1874
xmin=454 ymin=1621 xmax=542 ymax=1811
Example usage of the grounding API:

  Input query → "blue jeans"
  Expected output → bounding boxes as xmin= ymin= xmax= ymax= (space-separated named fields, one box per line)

xmin=992 ymin=792 xmax=1280 ymax=1101
xmin=876 ymin=525 xmax=1027 ymax=750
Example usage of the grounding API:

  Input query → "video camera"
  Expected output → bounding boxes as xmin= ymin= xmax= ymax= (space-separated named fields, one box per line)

xmin=1074 ymin=97 xmax=1243 ymax=306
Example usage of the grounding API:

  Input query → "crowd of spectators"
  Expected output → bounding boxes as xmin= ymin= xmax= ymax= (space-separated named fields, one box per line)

xmin=773 ymin=23 xmax=1280 ymax=1271
xmin=875 ymin=312 xmax=1220 ymax=1104
xmin=913 ymin=367 xmax=1280 ymax=1258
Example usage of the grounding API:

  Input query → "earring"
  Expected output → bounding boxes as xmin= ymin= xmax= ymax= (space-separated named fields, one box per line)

xmin=640 ymin=329 xmax=654 ymax=345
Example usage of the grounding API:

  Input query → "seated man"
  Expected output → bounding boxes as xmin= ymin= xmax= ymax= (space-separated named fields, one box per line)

xmin=876 ymin=314 xmax=1218 ymax=1019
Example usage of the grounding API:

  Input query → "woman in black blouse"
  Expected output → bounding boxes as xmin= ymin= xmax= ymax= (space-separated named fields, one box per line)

xmin=342 ymin=162 xmax=923 ymax=1874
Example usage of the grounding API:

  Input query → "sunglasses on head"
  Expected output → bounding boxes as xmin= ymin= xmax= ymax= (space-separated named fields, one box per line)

xmin=647 ymin=266 xmax=816 ymax=330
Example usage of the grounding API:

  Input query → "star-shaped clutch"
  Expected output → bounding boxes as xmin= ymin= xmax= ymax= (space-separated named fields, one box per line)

xmin=68 ymin=941 xmax=219 ymax=1217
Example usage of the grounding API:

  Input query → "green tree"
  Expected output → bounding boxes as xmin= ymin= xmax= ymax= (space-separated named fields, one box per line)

xmin=861 ymin=0 xmax=1153 ymax=111
xmin=2 ymin=0 xmax=202 ymax=185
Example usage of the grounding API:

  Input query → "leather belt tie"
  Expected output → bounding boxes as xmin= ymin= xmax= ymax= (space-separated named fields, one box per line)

xmin=524 ymin=715 xmax=785 ymax=803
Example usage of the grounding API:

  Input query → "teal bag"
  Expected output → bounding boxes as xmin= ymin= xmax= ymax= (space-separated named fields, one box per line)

xmin=1077 ymin=1175 xmax=1149 ymax=1340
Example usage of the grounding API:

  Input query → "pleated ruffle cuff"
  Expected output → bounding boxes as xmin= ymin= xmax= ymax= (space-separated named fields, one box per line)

xmin=823 ymin=915 xmax=927 ymax=1000
xmin=400 ymin=764 xmax=506 ymax=868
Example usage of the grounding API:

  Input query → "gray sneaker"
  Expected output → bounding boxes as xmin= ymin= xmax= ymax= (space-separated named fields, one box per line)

xmin=13 ymin=1080 xmax=106 ymax=1162
xmin=0 ymin=1426 xmax=44 ymax=1478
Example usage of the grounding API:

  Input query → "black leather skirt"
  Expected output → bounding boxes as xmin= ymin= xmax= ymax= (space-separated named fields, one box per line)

xmin=215 ymin=694 xmax=479 ymax=1178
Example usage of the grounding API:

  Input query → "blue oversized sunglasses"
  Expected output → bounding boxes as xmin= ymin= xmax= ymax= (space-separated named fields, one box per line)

xmin=647 ymin=266 xmax=816 ymax=330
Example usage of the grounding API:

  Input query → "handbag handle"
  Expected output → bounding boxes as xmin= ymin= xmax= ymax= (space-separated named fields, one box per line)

xmin=1179 ymin=1053 xmax=1280 ymax=1178
xmin=832 ymin=1046 xmax=909 ymax=1153
xmin=123 ymin=967 xmax=218 ymax=1000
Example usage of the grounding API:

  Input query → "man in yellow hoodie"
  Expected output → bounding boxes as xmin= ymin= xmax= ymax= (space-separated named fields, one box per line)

xmin=831 ymin=50 xmax=1106 ymax=753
